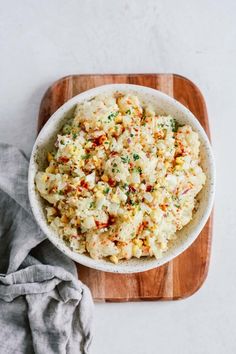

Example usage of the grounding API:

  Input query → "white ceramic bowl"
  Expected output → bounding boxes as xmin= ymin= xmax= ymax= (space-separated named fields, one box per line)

xmin=28 ymin=84 xmax=215 ymax=273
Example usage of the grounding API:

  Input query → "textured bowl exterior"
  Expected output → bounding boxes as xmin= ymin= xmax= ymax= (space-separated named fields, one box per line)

xmin=28 ymin=84 xmax=215 ymax=273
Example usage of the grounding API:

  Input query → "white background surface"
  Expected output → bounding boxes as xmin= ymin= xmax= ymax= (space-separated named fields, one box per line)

xmin=0 ymin=1 xmax=235 ymax=353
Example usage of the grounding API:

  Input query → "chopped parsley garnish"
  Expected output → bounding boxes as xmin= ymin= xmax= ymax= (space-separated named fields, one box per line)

xmin=73 ymin=133 xmax=78 ymax=139
xmin=158 ymin=123 xmax=165 ymax=128
xmin=126 ymin=109 xmax=131 ymax=115
xmin=134 ymin=166 xmax=142 ymax=174
xmin=63 ymin=125 xmax=72 ymax=134
xmin=81 ymin=154 xmax=90 ymax=160
xmin=121 ymin=156 xmax=129 ymax=163
xmin=129 ymin=199 xmax=139 ymax=206
xmin=60 ymin=140 xmax=65 ymax=145
xmin=90 ymin=202 xmax=95 ymax=209
xmin=133 ymin=153 xmax=140 ymax=161
xmin=170 ymin=118 xmax=184 ymax=133
xmin=103 ymin=187 xmax=110 ymax=195
xmin=58 ymin=190 xmax=64 ymax=195
xmin=107 ymin=111 xmax=119 ymax=121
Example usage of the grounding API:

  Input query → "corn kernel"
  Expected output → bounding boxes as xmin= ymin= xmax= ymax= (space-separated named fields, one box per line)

xmin=176 ymin=157 xmax=184 ymax=165
xmin=52 ymin=207 xmax=57 ymax=215
xmin=123 ymin=214 xmax=132 ymax=222
xmin=96 ymin=191 xmax=103 ymax=198
xmin=68 ymin=146 xmax=74 ymax=153
xmin=42 ymin=174 xmax=48 ymax=182
xmin=101 ymin=174 xmax=109 ymax=182
xmin=175 ymin=165 xmax=182 ymax=171
xmin=61 ymin=215 xmax=68 ymax=223
xmin=164 ymin=162 xmax=170 ymax=168
xmin=160 ymin=242 xmax=166 ymax=250
xmin=94 ymin=160 xmax=102 ymax=168
xmin=110 ymin=255 xmax=118 ymax=264
xmin=47 ymin=152 xmax=53 ymax=162
xmin=115 ymin=116 xmax=122 ymax=123
xmin=111 ymin=194 xmax=119 ymax=203
xmin=85 ymin=142 xmax=93 ymax=149
xmin=133 ymin=239 xmax=143 ymax=247
xmin=153 ymin=190 xmax=160 ymax=198
xmin=46 ymin=166 xmax=56 ymax=174
xmin=68 ymin=207 xmax=74 ymax=217
xmin=79 ymin=160 xmax=85 ymax=167
xmin=132 ymin=245 xmax=139 ymax=256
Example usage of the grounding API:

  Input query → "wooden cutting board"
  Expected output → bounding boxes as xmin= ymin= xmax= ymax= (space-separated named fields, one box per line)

xmin=38 ymin=74 xmax=213 ymax=302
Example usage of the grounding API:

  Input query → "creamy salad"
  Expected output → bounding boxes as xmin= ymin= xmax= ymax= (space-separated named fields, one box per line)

xmin=36 ymin=92 xmax=206 ymax=264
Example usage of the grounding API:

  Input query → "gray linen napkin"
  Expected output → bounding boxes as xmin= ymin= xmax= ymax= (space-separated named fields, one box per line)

xmin=0 ymin=143 xmax=94 ymax=354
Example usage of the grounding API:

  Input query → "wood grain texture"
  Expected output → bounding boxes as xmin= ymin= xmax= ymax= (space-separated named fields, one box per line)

xmin=38 ymin=74 xmax=213 ymax=302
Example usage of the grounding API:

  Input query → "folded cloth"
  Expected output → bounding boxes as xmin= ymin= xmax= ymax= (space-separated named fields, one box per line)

xmin=0 ymin=143 xmax=93 ymax=354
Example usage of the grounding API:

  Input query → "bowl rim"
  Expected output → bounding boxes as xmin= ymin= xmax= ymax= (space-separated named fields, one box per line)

xmin=28 ymin=83 xmax=216 ymax=273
